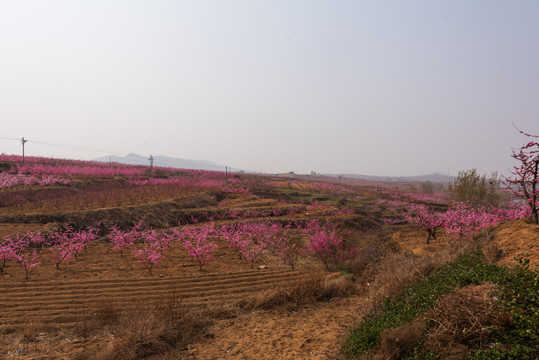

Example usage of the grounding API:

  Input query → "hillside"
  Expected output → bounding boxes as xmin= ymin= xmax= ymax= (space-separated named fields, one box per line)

xmin=93 ymin=153 xmax=226 ymax=172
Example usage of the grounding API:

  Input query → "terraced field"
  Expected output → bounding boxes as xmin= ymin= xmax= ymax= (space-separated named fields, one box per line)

xmin=0 ymin=269 xmax=308 ymax=332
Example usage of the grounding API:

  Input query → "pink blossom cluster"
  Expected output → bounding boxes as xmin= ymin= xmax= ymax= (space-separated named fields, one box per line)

xmin=18 ymin=164 xmax=145 ymax=178
xmin=444 ymin=202 xmax=531 ymax=238
xmin=1 ymin=233 xmax=41 ymax=279
xmin=132 ymin=230 xmax=173 ymax=275
xmin=173 ymin=224 xmax=218 ymax=270
xmin=107 ymin=220 xmax=145 ymax=255
xmin=386 ymin=200 xmax=532 ymax=242
xmin=220 ymin=221 xmax=282 ymax=268
xmin=128 ymin=178 xmax=183 ymax=186
xmin=48 ymin=226 xmax=99 ymax=269
xmin=221 ymin=186 xmax=251 ymax=194
xmin=375 ymin=199 xmax=411 ymax=216
xmin=0 ymin=173 xmax=71 ymax=189
xmin=0 ymin=226 xmax=98 ymax=279
xmin=405 ymin=192 xmax=447 ymax=203
xmin=269 ymin=233 xmax=306 ymax=269
xmin=303 ymin=220 xmax=357 ymax=270
xmin=404 ymin=203 xmax=445 ymax=243
xmin=504 ymin=130 xmax=539 ymax=223
xmin=107 ymin=220 xmax=174 ymax=275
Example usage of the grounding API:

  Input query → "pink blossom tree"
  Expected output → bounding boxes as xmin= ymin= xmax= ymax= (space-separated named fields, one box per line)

xmin=175 ymin=224 xmax=218 ymax=271
xmin=107 ymin=219 xmax=144 ymax=256
xmin=504 ymin=128 xmax=539 ymax=224
xmin=0 ymin=241 xmax=14 ymax=272
xmin=11 ymin=250 xmax=40 ymax=280
xmin=405 ymin=204 xmax=445 ymax=244
xmin=304 ymin=220 xmax=357 ymax=270
xmin=133 ymin=242 xmax=164 ymax=276
xmin=220 ymin=222 xmax=281 ymax=268
xmin=443 ymin=202 xmax=491 ymax=239
xmin=48 ymin=231 xmax=77 ymax=270
xmin=71 ymin=227 xmax=99 ymax=258
xmin=270 ymin=233 xmax=305 ymax=270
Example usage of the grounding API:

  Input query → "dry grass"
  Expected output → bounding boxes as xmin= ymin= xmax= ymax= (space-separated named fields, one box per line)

xmin=352 ymin=227 xmax=504 ymax=308
xmin=424 ymin=282 xmax=511 ymax=354
xmin=376 ymin=318 xmax=426 ymax=360
xmin=73 ymin=291 xmax=222 ymax=360
xmin=67 ymin=272 xmax=356 ymax=359
xmin=368 ymin=282 xmax=508 ymax=360
xmin=238 ymin=272 xmax=357 ymax=311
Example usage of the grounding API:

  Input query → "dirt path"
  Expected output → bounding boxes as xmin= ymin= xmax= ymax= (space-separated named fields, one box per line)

xmin=182 ymin=295 xmax=368 ymax=360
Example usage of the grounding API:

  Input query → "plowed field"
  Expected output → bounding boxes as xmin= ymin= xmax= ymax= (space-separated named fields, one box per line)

xmin=0 ymin=269 xmax=307 ymax=332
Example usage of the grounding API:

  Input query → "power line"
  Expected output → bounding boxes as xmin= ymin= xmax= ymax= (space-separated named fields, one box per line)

xmin=152 ymin=158 xmax=226 ymax=170
xmin=0 ymin=136 xmax=21 ymax=141
xmin=152 ymin=157 xmax=247 ymax=173
xmin=2 ymin=135 xmax=252 ymax=173
xmin=30 ymin=140 xmax=127 ymax=156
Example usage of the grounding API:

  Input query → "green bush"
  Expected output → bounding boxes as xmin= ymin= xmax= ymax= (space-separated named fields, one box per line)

xmin=344 ymin=252 xmax=538 ymax=359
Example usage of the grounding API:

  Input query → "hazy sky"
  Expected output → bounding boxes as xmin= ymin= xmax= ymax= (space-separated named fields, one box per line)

xmin=1 ymin=1 xmax=538 ymax=176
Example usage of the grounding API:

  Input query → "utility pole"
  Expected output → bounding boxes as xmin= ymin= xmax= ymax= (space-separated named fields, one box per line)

xmin=21 ymin=137 xmax=28 ymax=164
xmin=148 ymin=154 xmax=154 ymax=174
xmin=226 ymin=166 xmax=228 ymax=181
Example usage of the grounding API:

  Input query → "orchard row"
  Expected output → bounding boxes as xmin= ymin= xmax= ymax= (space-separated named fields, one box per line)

xmin=0 ymin=219 xmax=356 ymax=280
xmin=384 ymin=201 xmax=530 ymax=243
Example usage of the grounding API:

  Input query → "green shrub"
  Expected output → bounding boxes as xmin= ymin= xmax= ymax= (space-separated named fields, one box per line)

xmin=344 ymin=253 xmax=538 ymax=359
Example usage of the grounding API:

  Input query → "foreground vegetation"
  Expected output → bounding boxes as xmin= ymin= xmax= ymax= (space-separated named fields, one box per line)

xmin=345 ymin=249 xmax=538 ymax=359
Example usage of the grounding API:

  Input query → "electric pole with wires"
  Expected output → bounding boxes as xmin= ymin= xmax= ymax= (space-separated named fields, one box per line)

xmin=21 ymin=137 xmax=28 ymax=164
xmin=148 ymin=154 xmax=154 ymax=174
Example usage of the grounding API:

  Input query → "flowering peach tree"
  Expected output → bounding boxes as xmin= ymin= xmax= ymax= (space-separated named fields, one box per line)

xmin=505 ymin=128 xmax=539 ymax=224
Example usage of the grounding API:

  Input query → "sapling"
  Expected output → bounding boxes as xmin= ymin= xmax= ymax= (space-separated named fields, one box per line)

xmin=304 ymin=220 xmax=357 ymax=270
xmin=11 ymin=250 xmax=40 ymax=280
xmin=133 ymin=243 xmax=163 ymax=275
xmin=270 ymin=234 xmax=305 ymax=270
xmin=177 ymin=224 xmax=218 ymax=271
xmin=0 ymin=243 xmax=13 ymax=272
xmin=404 ymin=204 xmax=445 ymax=244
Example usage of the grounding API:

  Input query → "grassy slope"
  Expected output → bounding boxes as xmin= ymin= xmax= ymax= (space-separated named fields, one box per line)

xmin=344 ymin=250 xmax=539 ymax=359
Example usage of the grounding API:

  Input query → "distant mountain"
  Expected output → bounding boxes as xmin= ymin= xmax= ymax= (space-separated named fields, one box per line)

xmin=93 ymin=153 xmax=226 ymax=172
xmin=332 ymin=172 xmax=455 ymax=184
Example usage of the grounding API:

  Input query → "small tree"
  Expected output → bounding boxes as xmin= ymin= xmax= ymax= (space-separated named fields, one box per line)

xmin=405 ymin=204 xmax=445 ymax=244
xmin=449 ymin=169 xmax=501 ymax=208
xmin=505 ymin=128 xmax=539 ymax=224
xmin=133 ymin=244 xmax=163 ymax=276
xmin=178 ymin=225 xmax=218 ymax=271
xmin=421 ymin=181 xmax=434 ymax=194
xmin=304 ymin=220 xmax=357 ymax=270
xmin=271 ymin=234 xmax=305 ymax=270
xmin=0 ymin=243 xmax=13 ymax=272
xmin=12 ymin=250 xmax=40 ymax=280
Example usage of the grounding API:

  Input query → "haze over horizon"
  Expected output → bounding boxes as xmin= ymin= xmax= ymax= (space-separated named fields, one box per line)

xmin=1 ymin=1 xmax=538 ymax=177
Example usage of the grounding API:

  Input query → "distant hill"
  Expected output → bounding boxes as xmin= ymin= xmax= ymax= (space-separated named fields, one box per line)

xmin=333 ymin=172 xmax=455 ymax=184
xmin=93 ymin=153 xmax=226 ymax=172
